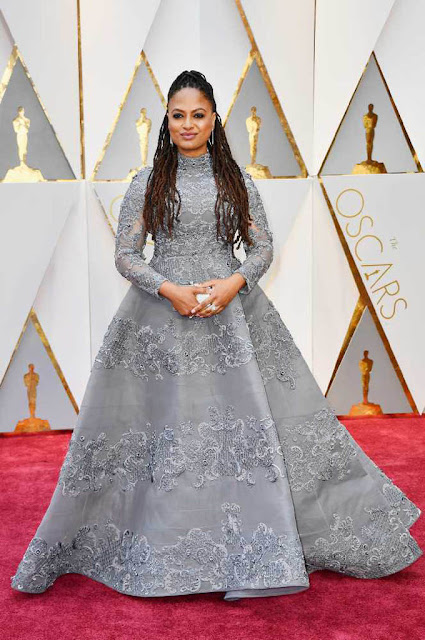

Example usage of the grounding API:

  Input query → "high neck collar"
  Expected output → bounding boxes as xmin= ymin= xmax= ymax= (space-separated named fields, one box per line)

xmin=176 ymin=149 xmax=212 ymax=172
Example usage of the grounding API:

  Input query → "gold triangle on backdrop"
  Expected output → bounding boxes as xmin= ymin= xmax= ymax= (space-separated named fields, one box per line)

xmin=227 ymin=0 xmax=307 ymax=178
xmin=91 ymin=51 xmax=166 ymax=182
xmin=224 ymin=50 xmax=305 ymax=178
xmin=325 ymin=296 xmax=366 ymax=396
xmin=1 ymin=308 xmax=79 ymax=415
xmin=327 ymin=303 xmax=412 ymax=415
xmin=0 ymin=45 xmax=76 ymax=181
xmin=319 ymin=51 xmax=422 ymax=177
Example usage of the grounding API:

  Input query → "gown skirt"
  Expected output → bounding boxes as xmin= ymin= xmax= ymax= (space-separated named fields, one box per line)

xmin=10 ymin=281 xmax=423 ymax=600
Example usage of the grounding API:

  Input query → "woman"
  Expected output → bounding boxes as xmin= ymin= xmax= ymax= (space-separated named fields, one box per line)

xmin=11 ymin=70 xmax=422 ymax=600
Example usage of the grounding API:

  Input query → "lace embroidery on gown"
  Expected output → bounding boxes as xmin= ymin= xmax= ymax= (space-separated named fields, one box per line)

xmin=11 ymin=502 xmax=309 ymax=596
xmin=57 ymin=405 xmax=283 ymax=497
xmin=11 ymin=149 xmax=422 ymax=599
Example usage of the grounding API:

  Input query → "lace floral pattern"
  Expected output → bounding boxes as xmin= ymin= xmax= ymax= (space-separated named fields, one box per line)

xmin=114 ymin=152 xmax=274 ymax=297
xmin=149 ymin=219 xmax=242 ymax=285
xmin=346 ymin=447 xmax=421 ymax=528
xmin=94 ymin=294 xmax=304 ymax=388
xmin=58 ymin=429 xmax=151 ymax=496
xmin=246 ymin=298 xmax=302 ymax=388
xmin=10 ymin=502 xmax=308 ymax=595
xmin=235 ymin=169 xmax=274 ymax=294
xmin=93 ymin=305 xmax=254 ymax=380
xmin=150 ymin=405 xmax=283 ymax=491
xmin=114 ymin=168 xmax=168 ymax=298
xmin=278 ymin=407 xmax=358 ymax=492
xmin=305 ymin=503 xmax=422 ymax=579
xmin=58 ymin=406 xmax=284 ymax=497
xmin=381 ymin=480 xmax=421 ymax=527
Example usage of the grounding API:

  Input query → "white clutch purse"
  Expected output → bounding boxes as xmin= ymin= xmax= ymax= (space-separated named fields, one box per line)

xmin=191 ymin=287 xmax=216 ymax=315
xmin=195 ymin=292 xmax=211 ymax=303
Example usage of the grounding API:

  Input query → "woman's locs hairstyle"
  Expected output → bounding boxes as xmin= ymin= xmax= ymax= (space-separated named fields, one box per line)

xmin=142 ymin=70 xmax=253 ymax=249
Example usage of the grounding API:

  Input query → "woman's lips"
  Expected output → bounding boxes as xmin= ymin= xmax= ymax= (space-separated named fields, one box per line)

xmin=181 ymin=133 xmax=197 ymax=139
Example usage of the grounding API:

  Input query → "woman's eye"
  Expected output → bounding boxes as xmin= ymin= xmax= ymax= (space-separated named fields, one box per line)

xmin=172 ymin=113 xmax=204 ymax=119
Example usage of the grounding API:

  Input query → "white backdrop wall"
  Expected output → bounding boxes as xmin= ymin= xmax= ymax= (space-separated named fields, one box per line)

xmin=0 ymin=0 xmax=424 ymax=431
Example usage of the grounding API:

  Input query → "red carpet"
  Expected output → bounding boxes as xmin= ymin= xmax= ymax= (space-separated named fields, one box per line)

xmin=2 ymin=417 xmax=424 ymax=640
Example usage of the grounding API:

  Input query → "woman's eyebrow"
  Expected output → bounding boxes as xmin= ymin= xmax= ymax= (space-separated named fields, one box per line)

xmin=171 ymin=107 xmax=207 ymax=113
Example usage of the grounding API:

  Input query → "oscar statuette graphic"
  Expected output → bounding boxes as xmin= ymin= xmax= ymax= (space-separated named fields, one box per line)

xmin=352 ymin=103 xmax=387 ymax=175
xmin=245 ymin=106 xmax=271 ymax=179
xmin=14 ymin=363 xmax=51 ymax=433
xmin=349 ymin=350 xmax=383 ymax=416
xmin=126 ymin=107 xmax=152 ymax=181
xmin=2 ymin=107 xmax=46 ymax=182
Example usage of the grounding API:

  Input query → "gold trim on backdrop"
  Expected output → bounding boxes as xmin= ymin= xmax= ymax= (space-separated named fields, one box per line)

xmin=91 ymin=50 xmax=166 ymax=181
xmin=91 ymin=184 xmax=154 ymax=251
xmin=0 ymin=45 xmax=77 ymax=181
xmin=1 ymin=307 xmax=28 ymax=388
xmin=319 ymin=177 xmax=418 ymax=413
xmin=222 ymin=49 xmax=252 ymax=128
xmin=30 ymin=310 xmax=79 ymax=414
xmin=373 ymin=52 xmax=422 ymax=173
xmin=109 ymin=194 xmax=122 ymax=225
xmin=90 ymin=184 xmax=117 ymax=237
xmin=1 ymin=308 xmax=79 ymax=414
xmin=0 ymin=45 xmax=18 ymax=103
xmin=143 ymin=52 xmax=166 ymax=109
xmin=77 ymin=0 xmax=86 ymax=179
xmin=234 ymin=0 xmax=308 ymax=178
xmin=318 ymin=51 xmax=423 ymax=176
xmin=325 ymin=296 xmax=366 ymax=395
xmin=318 ymin=56 xmax=368 ymax=177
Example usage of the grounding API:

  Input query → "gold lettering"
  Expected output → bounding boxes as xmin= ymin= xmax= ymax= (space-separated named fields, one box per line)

xmin=380 ymin=297 xmax=407 ymax=319
xmin=336 ymin=188 xmax=364 ymax=218
xmin=346 ymin=215 xmax=373 ymax=238
xmin=372 ymin=279 xmax=400 ymax=304
xmin=363 ymin=263 xmax=393 ymax=288
xmin=354 ymin=235 xmax=383 ymax=260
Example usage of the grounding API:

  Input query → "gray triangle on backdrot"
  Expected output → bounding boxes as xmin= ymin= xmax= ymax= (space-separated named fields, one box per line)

xmin=94 ymin=57 xmax=165 ymax=181
xmin=0 ymin=318 xmax=77 ymax=433
xmin=321 ymin=54 xmax=418 ymax=176
xmin=225 ymin=57 xmax=302 ymax=177
xmin=327 ymin=305 xmax=411 ymax=414
xmin=0 ymin=57 xmax=75 ymax=181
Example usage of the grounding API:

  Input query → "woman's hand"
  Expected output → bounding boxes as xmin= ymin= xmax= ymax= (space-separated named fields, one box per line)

xmin=190 ymin=273 xmax=247 ymax=317
xmin=158 ymin=281 xmax=210 ymax=317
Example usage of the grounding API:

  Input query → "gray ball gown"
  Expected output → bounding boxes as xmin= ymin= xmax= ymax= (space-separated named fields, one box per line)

xmin=11 ymin=149 xmax=422 ymax=600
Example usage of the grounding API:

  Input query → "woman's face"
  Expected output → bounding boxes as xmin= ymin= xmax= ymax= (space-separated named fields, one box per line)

xmin=167 ymin=87 xmax=216 ymax=157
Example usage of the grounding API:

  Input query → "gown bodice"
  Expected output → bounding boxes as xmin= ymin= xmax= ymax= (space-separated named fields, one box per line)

xmin=114 ymin=148 xmax=273 ymax=298
xmin=149 ymin=150 xmax=240 ymax=286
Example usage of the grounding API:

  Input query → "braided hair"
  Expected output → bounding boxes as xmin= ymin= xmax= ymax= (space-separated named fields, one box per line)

xmin=142 ymin=70 xmax=253 ymax=249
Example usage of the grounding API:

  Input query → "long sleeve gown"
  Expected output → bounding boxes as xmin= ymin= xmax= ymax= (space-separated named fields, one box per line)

xmin=11 ymin=149 xmax=422 ymax=600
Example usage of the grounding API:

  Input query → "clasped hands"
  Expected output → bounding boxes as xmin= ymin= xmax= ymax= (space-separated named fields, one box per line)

xmin=158 ymin=273 xmax=246 ymax=318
